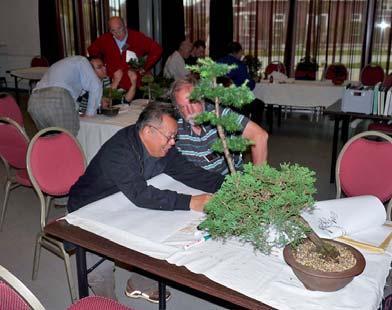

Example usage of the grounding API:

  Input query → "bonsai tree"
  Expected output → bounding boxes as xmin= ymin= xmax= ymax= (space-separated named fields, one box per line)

xmin=188 ymin=58 xmax=338 ymax=259
xmin=140 ymin=75 xmax=173 ymax=102
xmin=243 ymin=55 xmax=262 ymax=81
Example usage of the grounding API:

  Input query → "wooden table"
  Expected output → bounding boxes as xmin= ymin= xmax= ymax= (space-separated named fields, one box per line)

xmin=6 ymin=67 xmax=48 ymax=103
xmin=44 ymin=220 xmax=273 ymax=310
xmin=324 ymin=100 xmax=392 ymax=182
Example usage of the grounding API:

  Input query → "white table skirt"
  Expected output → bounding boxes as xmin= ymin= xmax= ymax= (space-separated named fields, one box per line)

xmin=254 ymin=80 xmax=346 ymax=108
xmin=76 ymin=99 xmax=148 ymax=163
xmin=65 ymin=175 xmax=392 ymax=310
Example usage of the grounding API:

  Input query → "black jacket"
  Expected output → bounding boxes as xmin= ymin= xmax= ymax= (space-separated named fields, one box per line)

xmin=68 ymin=124 xmax=224 ymax=212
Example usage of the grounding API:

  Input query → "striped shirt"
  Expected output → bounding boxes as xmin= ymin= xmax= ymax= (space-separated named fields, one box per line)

xmin=175 ymin=103 xmax=249 ymax=175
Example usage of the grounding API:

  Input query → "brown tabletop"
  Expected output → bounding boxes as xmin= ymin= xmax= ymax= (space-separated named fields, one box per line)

xmin=44 ymin=219 xmax=274 ymax=310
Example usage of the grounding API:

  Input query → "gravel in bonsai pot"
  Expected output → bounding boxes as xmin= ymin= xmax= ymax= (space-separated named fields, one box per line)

xmin=187 ymin=58 xmax=365 ymax=291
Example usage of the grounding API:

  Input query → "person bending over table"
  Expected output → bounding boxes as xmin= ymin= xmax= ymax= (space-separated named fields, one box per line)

xmin=78 ymin=56 xmax=137 ymax=114
xmin=67 ymin=101 xmax=224 ymax=301
xmin=28 ymin=56 xmax=103 ymax=136
xmin=170 ymin=77 xmax=268 ymax=175
xmin=87 ymin=16 xmax=162 ymax=91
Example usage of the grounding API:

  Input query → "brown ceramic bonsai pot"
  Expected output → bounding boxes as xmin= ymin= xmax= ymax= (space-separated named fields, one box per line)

xmin=283 ymin=239 xmax=366 ymax=291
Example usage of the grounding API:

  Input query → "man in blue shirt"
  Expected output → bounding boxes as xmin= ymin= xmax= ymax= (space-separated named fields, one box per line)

xmin=28 ymin=56 xmax=103 ymax=136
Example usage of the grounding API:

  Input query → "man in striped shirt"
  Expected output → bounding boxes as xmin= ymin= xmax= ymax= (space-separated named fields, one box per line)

xmin=170 ymin=77 xmax=268 ymax=175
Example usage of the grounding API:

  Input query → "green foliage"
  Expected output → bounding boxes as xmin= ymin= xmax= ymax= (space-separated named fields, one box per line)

xmin=199 ymin=163 xmax=317 ymax=254
xmin=127 ymin=56 xmax=146 ymax=70
xmin=243 ymin=55 xmax=262 ymax=80
xmin=103 ymin=88 xmax=124 ymax=100
xmin=187 ymin=58 xmax=255 ymax=157
xmin=139 ymin=75 xmax=173 ymax=101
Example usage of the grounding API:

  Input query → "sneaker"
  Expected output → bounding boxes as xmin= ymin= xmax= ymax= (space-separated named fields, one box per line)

xmin=125 ymin=278 xmax=171 ymax=304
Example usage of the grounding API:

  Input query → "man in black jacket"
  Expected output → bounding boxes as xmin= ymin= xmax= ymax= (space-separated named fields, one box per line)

xmin=68 ymin=101 xmax=224 ymax=213
xmin=67 ymin=101 xmax=224 ymax=302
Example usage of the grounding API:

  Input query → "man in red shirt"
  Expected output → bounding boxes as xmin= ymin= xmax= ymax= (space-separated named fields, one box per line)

xmin=88 ymin=16 xmax=162 ymax=90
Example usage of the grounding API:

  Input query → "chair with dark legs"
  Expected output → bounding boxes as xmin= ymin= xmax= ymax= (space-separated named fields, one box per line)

xmin=0 ymin=92 xmax=24 ymax=127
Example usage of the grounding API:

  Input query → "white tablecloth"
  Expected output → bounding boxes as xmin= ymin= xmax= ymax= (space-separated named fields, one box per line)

xmin=64 ymin=175 xmax=392 ymax=310
xmin=76 ymin=99 xmax=148 ymax=163
xmin=254 ymin=80 xmax=346 ymax=108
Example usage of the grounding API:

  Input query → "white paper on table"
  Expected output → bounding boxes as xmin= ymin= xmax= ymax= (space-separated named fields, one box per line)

xmin=65 ymin=174 xmax=207 ymax=257
xmin=126 ymin=50 xmax=137 ymax=63
xmin=302 ymin=195 xmax=390 ymax=246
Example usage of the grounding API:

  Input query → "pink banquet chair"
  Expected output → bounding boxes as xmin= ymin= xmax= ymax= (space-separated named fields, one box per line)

xmin=0 ymin=264 xmax=134 ymax=310
xmin=0 ymin=117 xmax=31 ymax=231
xmin=27 ymin=127 xmax=87 ymax=302
xmin=325 ymin=63 xmax=348 ymax=83
xmin=264 ymin=61 xmax=286 ymax=79
xmin=0 ymin=93 xmax=24 ymax=127
xmin=30 ymin=56 xmax=49 ymax=68
xmin=335 ymin=130 xmax=392 ymax=219
xmin=360 ymin=64 xmax=385 ymax=86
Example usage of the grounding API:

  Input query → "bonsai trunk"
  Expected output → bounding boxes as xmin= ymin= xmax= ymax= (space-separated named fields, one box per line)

xmin=299 ymin=217 xmax=339 ymax=260
xmin=214 ymin=96 xmax=236 ymax=175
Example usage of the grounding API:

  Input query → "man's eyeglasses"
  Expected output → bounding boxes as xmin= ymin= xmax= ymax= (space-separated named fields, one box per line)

xmin=149 ymin=125 xmax=177 ymax=143
xmin=110 ymin=27 xmax=125 ymax=35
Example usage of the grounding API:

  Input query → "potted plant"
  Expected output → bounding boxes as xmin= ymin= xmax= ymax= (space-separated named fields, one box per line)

xmin=188 ymin=58 xmax=365 ymax=291
xmin=243 ymin=54 xmax=262 ymax=82
xmin=100 ymin=88 xmax=120 ymax=116
xmin=139 ymin=75 xmax=173 ymax=103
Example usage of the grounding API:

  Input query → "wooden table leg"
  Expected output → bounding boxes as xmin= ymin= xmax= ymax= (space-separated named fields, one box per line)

xmin=76 ymin=246 xmax=89 ymax=299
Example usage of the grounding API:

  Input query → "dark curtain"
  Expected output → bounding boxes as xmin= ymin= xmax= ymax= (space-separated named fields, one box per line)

xmin=39 ymin=0 xmax=63 ymax=64
xmin=126 ymin=0 xmax=139 ymax=30
xmin=209 ymin=0 xmax=233 ymax=60
xmin=161 ymin=0 xmax=185 ymax=67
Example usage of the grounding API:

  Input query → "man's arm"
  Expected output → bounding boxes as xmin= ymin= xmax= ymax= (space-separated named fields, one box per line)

xmin=137 ymin=32 xmax=163 ymax=71
xmin=164 ymin=148 xmax=224 ymax=193
xmin=242 ymin=120 xmax=268 ymax=164
xmin=79 ymin=58 xmax=103 ymax=116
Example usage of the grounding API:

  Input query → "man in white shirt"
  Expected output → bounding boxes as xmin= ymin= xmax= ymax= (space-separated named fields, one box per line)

xmin=28 ymin=56 xmax=103 ymax=136
xmin=163 ymin=40 xmax=192 ymax=80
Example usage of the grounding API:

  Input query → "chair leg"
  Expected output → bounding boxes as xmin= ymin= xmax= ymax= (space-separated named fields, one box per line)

xmin=61 ymin=246 xmax=78 ymax=302
xmin=45 ymin=196 xmax=52 ymax=222
xmin=0 ymin=179 xmax=12 ymax=231
xmin=32 ymin=234 xmax=42 ymax=280
xmin=387 ymin=200 xmax=392 ymax=221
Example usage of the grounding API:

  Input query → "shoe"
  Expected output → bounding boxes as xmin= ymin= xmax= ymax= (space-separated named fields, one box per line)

xmin=125 ymin=278 xmax=171 ymax=304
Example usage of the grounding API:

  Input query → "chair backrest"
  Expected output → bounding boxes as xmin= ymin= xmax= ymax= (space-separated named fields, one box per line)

xmin=27 ymin=127 xmax=86 ymax=198
xmin=30 ymin=56 xmax=49 ymax=67
xmin=0 ymin=265 xmax=45 ymax=310
xmin=336 ymin=131 xmax=392 ymax=203
xmin=360 ymin=64 xmax=385 ymax=86
xmin=383 ymin=73 xmax=392 ymax=89
xmin=0 ymin=93 xmax=23 ymax=127
xmin=325 ymin=63 xmax=348 ymax=81
xmin=0 ymin=117 xmax=29 ymax=170
xmin=264 ymin=61 xmax=286 ymax=78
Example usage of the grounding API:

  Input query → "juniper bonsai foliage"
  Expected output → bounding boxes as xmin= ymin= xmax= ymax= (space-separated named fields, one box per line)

xmin=187 ymin=58 xmax=255 ymax=174
xmin=189 ymin=58 xmax=338 ymax=258
xmin=198 ymin=163 xmax=316 ymax=253
xmin=140 ymin=75 xmax=173 ymax=102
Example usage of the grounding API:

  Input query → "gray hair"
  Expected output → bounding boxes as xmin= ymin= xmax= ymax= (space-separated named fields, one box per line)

xmin=136 ymin=101 xmax=178 ymax=130
xmin=169 ymin=77 xmax=198 ymax=106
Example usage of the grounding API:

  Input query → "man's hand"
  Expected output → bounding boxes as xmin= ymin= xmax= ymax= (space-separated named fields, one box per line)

xmin=190 ymin=194 xmax=212 ymax=212
xmin=101 ymin=97 xmax=110 ymax=108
